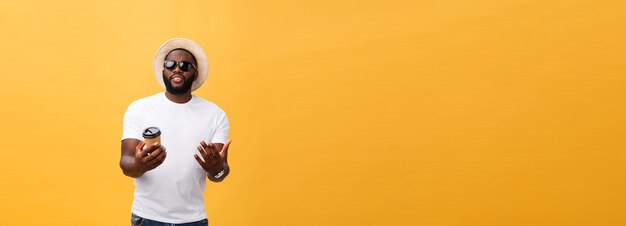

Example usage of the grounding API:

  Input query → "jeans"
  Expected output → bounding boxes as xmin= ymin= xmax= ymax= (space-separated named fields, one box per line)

xmin=131 ymin=213 xmax=209 ymax=226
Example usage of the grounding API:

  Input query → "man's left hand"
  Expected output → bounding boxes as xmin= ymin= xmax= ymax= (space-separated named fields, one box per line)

xmin=194 ymin=140 xmax=231 ymax=177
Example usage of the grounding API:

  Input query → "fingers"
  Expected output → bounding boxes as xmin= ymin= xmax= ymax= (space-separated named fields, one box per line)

xmin=135 ymin=141 xmax=147 ymax=158
xmin=194 ymin=154 xmax=205 ymax=164
xmin=194 ymin=154 xmax=207 ymax=170
xmin=219 ymin=140 xmax=232 ymax=158
xmin=144 ymin=145 xmax=165 ymax=163
xmin=200 ymin=141 xmax=214 ymax=155
xmin=136 ymin=142 xmax=166 ymax=170
xmin=207 ymin=142 xmax=220 ymax=154
xmin=198 ymin=144 xmax=212 ymax=162
xmin=148 ymin=148 xmax=167 ymax=166
xmin=208 ymin=143 xmax=219 ymax=159
xmin=200 ymin=140 xmax=208 ymax=150
xmin=145 ymin=142 xmax=160 ymax=153
xmin=201 ymin=141 xmax=219 ymax=160
xmin=135 ymin=141 xmax=145 ymax=151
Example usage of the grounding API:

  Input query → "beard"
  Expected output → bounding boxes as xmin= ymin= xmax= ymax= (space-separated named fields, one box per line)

xmin=163 ymin=74 xmax=194 ymax=95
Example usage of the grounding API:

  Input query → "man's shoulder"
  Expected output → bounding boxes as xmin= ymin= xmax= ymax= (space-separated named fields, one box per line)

xmin=193 ymin=95 xmax=226 ymax=113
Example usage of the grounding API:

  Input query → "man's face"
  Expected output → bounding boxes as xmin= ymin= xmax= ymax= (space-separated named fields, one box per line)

xmin=162 ymin=49 xmax=197 ymax=95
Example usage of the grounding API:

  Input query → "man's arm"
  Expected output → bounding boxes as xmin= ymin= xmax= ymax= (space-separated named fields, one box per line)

xmin=120 ymin=138 xmax=167 ymax=178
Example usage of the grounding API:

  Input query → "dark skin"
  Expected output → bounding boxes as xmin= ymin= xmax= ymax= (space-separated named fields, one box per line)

xmin=119 ymin=49 xmax=231 ymax=182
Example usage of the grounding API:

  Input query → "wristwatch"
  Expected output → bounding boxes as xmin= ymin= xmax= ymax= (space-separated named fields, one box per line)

xmin=212 ymin=169 xmax=225 ymax=179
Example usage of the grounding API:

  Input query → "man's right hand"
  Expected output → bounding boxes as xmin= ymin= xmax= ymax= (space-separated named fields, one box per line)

xmin=134 ymin=141 xmax=167 ymax=172
xmin=120 ymin=139 xmax=167 ymax=178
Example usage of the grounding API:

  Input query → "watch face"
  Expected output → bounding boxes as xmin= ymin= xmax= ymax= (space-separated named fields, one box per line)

xmin=214 ymin=170 xmax=225 ymax=179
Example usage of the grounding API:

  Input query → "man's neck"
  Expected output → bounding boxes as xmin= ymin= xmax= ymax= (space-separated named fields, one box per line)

xmin=165 ymin=91 xmax=193 ymax=104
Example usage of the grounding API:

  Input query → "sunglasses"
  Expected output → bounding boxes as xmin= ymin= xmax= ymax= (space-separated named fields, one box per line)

xmin=164 ymin=60 xmax=197 ymax=72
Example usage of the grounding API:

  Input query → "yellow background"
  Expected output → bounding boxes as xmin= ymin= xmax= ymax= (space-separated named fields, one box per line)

xmin=1 ymin=0 xmax=625 ymax=225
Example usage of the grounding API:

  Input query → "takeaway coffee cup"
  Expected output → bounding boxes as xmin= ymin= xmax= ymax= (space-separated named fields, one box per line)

xmin=142 ymin=127 xmax=161 ymax=150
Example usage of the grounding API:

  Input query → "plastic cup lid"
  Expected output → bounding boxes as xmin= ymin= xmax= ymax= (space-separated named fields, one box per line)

xmin=142 ymin=127 xmax=161 ymax=138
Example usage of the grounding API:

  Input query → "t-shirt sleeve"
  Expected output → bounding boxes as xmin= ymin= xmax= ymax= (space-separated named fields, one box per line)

xmin=122 ymin=101 xmax=143 ymax=141
xmin=211 ymin=110 xmax=230 ymax=144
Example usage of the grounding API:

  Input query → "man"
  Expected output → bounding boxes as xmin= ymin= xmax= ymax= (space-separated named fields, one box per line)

xmin=120 ymin=38 xmax=231 ymax=226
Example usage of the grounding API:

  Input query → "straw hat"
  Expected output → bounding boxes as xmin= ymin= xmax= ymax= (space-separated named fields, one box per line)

xmin=153 ymin=38 xmax=208 ymax=91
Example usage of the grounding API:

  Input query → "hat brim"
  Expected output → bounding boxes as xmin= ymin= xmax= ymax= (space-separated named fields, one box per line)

xmin=153 ymin=38 xmax=208 ymax=92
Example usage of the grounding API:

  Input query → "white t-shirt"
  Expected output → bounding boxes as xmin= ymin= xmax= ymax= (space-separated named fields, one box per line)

xmin=121 ymin=92 xmax=230 ymax=223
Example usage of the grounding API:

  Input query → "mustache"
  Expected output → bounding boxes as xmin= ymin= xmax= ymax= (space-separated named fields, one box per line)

xmin=169 ymin=74 xmax=184 ymax=80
